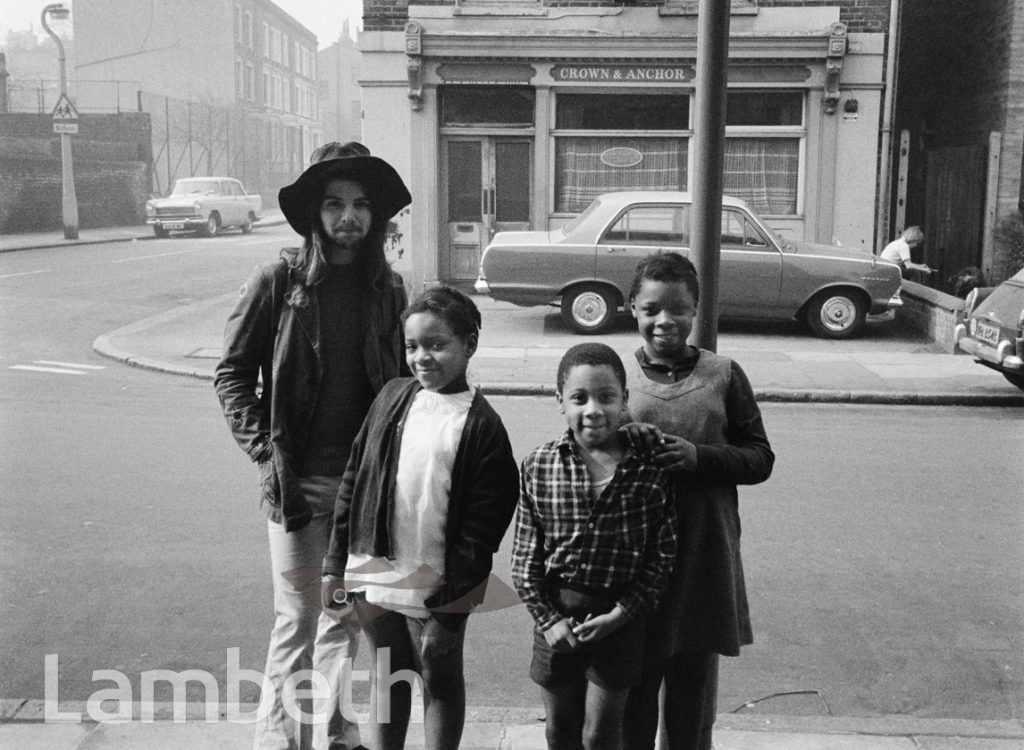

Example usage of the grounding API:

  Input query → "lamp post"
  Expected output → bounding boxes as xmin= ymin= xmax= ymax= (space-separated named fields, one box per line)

xmin=41 ymin=3 xmax=79 ymax=240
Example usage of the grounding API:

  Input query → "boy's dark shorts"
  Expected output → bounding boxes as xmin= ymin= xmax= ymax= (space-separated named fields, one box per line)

xmin=529 ymin=585 xmax=646 ymax=690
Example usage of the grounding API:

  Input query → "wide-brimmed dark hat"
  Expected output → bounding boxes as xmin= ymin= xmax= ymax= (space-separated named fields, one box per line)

xmin=278 ymin=141 xmax=412 ymax=237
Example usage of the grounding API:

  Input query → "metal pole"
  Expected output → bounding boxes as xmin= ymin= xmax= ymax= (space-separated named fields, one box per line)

xmin=875 ymin=0 xmax=903 ymax=253
xmin=689 ymin=0 xmax=730 ymax=352
xmin=41 ymin=4 xmax=79 ymax=240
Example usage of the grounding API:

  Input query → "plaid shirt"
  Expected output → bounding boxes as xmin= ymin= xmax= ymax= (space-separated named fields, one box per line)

xmin=511 ymin=431 xmax=677 ymax=630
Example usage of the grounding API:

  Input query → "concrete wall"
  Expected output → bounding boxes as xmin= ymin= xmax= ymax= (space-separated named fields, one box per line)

xmin=0 ymin=113 xmax=152 ymax=232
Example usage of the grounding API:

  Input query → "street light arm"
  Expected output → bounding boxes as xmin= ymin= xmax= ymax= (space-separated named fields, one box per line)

xmin=40 ymin=4 xmax=70 ymax=91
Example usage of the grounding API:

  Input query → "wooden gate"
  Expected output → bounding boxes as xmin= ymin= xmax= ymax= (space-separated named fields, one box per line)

xmin=924 ymin=145 xmax=986 ymax=289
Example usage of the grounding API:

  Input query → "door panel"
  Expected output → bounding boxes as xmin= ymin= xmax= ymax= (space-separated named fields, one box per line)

xmin=719 ymin=209 xmax=783 ymax=316
xmin=447 ymin=141 xmax=486 ymax=280
xmin=494 ymin=141 xmax=530 ymax=233
xmin=445 ymin=137 xmax=532 ymax=281
xmin=595 ymin=204 xmax=689 ymax=306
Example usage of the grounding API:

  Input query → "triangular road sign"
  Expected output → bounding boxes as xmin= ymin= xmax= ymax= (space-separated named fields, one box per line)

xmin=51 ymin=93 xmax=80 ymax=120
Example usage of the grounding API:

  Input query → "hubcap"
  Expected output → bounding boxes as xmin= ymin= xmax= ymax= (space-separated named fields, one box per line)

xmin=572 ymin=292 xmax=608 ymax=327
xmin=820 ymin=296 xmax=855 ymax=332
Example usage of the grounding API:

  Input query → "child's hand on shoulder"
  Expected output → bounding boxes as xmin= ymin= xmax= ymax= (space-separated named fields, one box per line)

xmin=572 ymin=606 xmax=627 ymax=644
xmin=620 ymin=424 xmax=697 ymax=472
xmin=653 ymin=434 xmax=698 ymax=472
xmin=543 ymin=618 xmax=580 ymax=651
xmin=619 ymin=421 xmax=666 ymax=458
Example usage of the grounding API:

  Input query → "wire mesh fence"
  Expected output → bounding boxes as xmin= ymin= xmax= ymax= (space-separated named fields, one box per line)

xmin=6 ymin=78 xmax=307 ymax=202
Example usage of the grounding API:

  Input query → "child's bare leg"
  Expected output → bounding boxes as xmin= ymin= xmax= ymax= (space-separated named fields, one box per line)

xmin=416 ymin=615 xmax=468 ymax=750
xmin=364 ymin=611 xmax=417 ymax=750
xmin=540 ymin=679 xmax=586 ymax=750
xmin=582 ymin=682 xmax=628 ymax=750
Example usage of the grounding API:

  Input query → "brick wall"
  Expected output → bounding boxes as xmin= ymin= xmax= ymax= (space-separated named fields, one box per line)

xmin=894 ymin=280 xmax=965 ymax=354
xmin=364 ymin=1 xmax=894 ymax=32
xmin=0 ymin=112 xmax=152 ymax=233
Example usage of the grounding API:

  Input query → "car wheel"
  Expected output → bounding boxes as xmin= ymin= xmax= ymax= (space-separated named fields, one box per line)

xmin=198 ymin=214 xmax=219 ymax=237
xmin=1003 ymin=371 xmax=1024 ymax=391
xmin=805 ymin=289 xmax=867 ymax=338
xmin=240 ymin=213 xmax=254 ymax=234
xmin=153 ymin=225 xmax=169 ymax=238
xmin=561 ymin=285 xmax=618 ymax=335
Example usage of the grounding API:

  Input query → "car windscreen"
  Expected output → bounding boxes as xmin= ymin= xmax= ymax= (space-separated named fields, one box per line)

xmin=170 ymin=180 xmax=218 ymax=196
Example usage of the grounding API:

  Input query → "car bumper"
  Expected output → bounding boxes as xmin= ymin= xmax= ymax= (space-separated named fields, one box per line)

xmin=147 ymin=217 xmax=203 ymax=230
xmin=474 ymin=277 xmax=491 ymax=295
xmin=954 ymin=324 xmax=1024 ymax=371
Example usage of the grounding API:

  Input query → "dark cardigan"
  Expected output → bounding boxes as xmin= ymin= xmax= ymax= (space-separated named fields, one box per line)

xmin=324 ymin=378 xmax=520 ymax=612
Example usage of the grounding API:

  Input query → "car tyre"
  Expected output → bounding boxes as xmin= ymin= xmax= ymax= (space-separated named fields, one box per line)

xmin=1003 ymin=371 xmax=1024 ymax=391
xmin=805 ymin=289 xmax=867 ymax=339
xmin=198 ymin=214 xmax=219 ymax=237
xmin=153 ymin=225 xmax=169 ymax=238
xmin=561 ymin=284 xmax=618 ymax=335
xmin=240 ymin=213 xmax=255 ymax=234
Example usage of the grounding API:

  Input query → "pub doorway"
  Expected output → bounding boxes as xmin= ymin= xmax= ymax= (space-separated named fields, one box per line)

xmin=442 ymin=136 xmax=532 ymax=282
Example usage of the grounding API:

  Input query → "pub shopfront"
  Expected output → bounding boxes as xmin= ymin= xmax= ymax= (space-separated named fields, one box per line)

xmin=360 ymin=4 xmax=885 ymax=291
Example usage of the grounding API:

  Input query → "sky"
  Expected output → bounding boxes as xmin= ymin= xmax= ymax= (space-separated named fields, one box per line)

xmin=0 ymin=0 xmax=364 ymax=48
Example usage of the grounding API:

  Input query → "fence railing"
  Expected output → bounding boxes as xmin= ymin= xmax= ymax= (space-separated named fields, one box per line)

xmin=5 ymin=77 xmax=311 ymax=202
xmin=143 ymin=91 xmax=306 ymax=200
xmin=6 ymin=79 xmax=143 ymax=114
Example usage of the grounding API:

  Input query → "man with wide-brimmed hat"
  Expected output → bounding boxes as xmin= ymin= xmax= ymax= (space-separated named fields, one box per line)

xmin=215 ymin=142 xmax=411 ymax=750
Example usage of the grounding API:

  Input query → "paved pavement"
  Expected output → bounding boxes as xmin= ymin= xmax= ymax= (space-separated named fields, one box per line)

xmin=5 ymin=214 xmax=1019 ymax=405
xmin=3 ymin=220 xmax=1023 ymax=748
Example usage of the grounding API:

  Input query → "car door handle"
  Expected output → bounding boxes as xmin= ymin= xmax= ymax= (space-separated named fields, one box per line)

xmin=606 ymin=246 xmax=627 ymax=253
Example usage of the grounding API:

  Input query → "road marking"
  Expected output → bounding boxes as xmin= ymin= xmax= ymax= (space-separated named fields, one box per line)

xmin=8 ymin=360 xmax=107 ymax=375
xmin=34 ymin=360 xmax=106 ymax=370
xmin=112 ymin=249 xmax=203 ymax=263
xmin=9 ymin=365 xmax=88 ymax=375
xmin=0 ymin=269 xmax=54 ymax=279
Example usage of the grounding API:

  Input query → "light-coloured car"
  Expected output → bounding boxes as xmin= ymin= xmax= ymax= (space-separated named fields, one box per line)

xmin=954 ymin=268 xmax=1024 ymax=390
xmin=146 ymin=177 xmax=262 ymax=237
xmin=475 ymin=191 xmax=904 ymax=338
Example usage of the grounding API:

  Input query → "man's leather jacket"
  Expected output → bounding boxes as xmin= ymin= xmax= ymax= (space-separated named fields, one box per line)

xmin=214 ymin=250 xmax=408 ymax=531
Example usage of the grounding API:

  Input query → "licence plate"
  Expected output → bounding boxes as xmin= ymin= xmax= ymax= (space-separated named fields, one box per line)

xmin=975 ymin=319 xmax=1001 ymax=346
xmin=164 ymin=222 xmax=185 ymax=230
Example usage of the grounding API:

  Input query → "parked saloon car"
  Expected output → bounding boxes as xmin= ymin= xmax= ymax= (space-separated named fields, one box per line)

xmin=475 ymin=191 xmax=904 ymax=338
xmin=146 ymin=177 xmax=262 ymax=237
xmin=954 ymin=268 xmax=1024 ymax=390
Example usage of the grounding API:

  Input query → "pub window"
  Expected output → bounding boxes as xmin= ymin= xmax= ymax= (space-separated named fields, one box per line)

xmin=557 ymin=94 xmax=688 ymax=130
xmin=440 ymin=86 xmax=535 ymax=127
xmin=554 ymin=93 xmax=690 ymax=214
xmin=723 ymin=91 xmax=803 ymax=216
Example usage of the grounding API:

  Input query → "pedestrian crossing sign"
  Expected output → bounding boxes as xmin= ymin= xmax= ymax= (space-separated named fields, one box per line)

xmin=51 ymin=93 xmax=80 ymax=121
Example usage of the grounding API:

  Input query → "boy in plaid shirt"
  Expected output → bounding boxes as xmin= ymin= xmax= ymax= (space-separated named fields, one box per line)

xmin=512 ymin=343 xmax=677 ymax=750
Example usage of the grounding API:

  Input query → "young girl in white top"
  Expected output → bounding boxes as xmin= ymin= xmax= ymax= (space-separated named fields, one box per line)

xmin=322 ymin=286 xmax=519 ymax=750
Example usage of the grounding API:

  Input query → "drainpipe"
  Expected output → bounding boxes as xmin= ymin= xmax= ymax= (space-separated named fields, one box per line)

xmin=875 ymin=0 xmax=903 ymax=253
xmin=0 ymin=53 xmax=8 ymax=113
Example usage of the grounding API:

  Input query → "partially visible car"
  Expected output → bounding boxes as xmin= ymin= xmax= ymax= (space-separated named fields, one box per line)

xmin=475 ymin=191 xmax=903 ymax=338
xmin=146 ymin=177 xmax=262 ymax=237
xmin=954 ymin=268 xmax=1024 ymax=390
